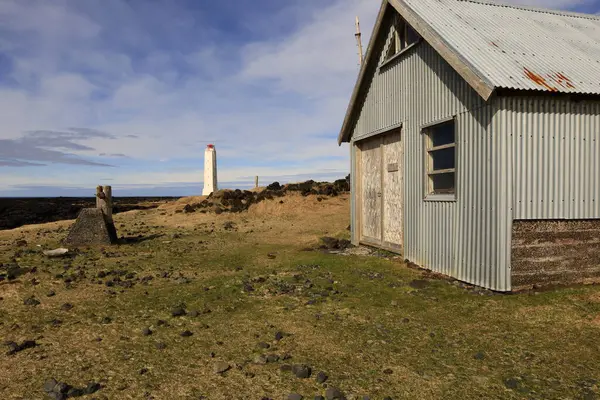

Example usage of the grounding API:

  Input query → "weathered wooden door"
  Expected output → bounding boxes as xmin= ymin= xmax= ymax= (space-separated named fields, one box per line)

xmin=382 ymin=131 xmax=402 ymax=251
xmin=358 ymin=130 xmax=403 ymax=251
xmin=359 ymin=138 xmax=382 ymax=244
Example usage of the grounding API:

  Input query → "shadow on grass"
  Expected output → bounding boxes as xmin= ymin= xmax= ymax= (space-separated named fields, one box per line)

xmin=118 ymin=234 xmax=164 ymax=245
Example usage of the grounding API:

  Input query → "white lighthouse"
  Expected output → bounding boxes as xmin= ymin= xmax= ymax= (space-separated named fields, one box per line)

xmin=202 ymin=144 xmax=218 ymax=195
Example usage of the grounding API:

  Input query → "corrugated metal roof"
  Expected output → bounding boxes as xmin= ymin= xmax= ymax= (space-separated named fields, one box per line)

xmin=402 ymin=0 xmax=600 ymax=95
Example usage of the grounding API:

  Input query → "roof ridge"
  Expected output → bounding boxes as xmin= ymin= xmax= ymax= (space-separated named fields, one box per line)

xmin=457 ymin=0 xmax=600 ymax=20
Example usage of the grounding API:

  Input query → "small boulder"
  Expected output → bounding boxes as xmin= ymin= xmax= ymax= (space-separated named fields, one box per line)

xmin=214 ymin=362 xmax=231 ymax=374
xmin=316 ymin=371 xmax=328 ymax=383
xmin=292 ymin=364 xmax=311 ymax=379
xmin=325 ymin=387 xmax=345 ymax=400
xmin=171 ymin=307 xmax=186 ymax=317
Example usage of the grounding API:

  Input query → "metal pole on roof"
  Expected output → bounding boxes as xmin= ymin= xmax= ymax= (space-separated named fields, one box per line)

xmin=355 ymin=16 xmax=364 ymax=66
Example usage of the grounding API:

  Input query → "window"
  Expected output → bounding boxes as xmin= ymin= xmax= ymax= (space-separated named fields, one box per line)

xmin=384 ymin=17 xmax=420 ymax=62
xmin=424 ymin=120 xmax=456 ymax=197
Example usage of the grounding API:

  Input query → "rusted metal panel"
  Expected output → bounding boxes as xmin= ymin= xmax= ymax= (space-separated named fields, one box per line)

xmin=397 ymin=0 xmax=600 ymax=95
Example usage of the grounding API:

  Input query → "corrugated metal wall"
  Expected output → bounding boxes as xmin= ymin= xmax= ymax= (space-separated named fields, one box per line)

xmin=498 ymin=97 xmax=600 ymax=220
xmin=350 ymin=11 xmax=513 ymax=290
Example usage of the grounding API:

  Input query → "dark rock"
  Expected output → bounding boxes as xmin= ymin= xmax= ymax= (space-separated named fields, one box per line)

xmin=155 ymin=342 xmax=167 ymax=350
xmin=54 ymin=382 xmax=70 ymax=394
xmin=142 ymin=327 xmax=152 ymax=336
xmin=85 ymin=382 xmax=101 ymax=394
xmin=23 ymin=296 xmax=40 ymax=306
xmin=46 ymin=290 xmax=56 ymax=297
xmin=258 ymin=342 xmax=270 ymax=349
xmin=44 ymin=379 xmax=58 ymax=393
xmin=402 ymin=318 xmax=410 ymax=323
xmin=288 ymin=394 xmax=303 ymax=400
xmin=383 ymin=398 xmax=393 ymax=400
xmin=383 ymin=368 xmax=393 ymax=374
xmin=139 ymin=368 xmax=148 ymax=375
xmin=474 ymin=352 xmax=485 ymax=360
xmin=315 ymin=397 xmax=325 ymax=400
xmin=60 ymin=303 xmax=73 ymax=311
xmin=6 ymin=339 xmax=36 ymax=355
xmin=171 ymin=307 xmax=186 ymax=317
xmin=188 ymin=310 xmax=199 ymax=318
xmin=316 ymin=371 xmax=328 ymax=383
xmin=275 ymin=331 xmax=284 ymax=341
xmin=504 ymin=378 xmax=520 ymax=389
xmin=325 ymin=387 xmax=345 ymax=400
xmin=180 ymin=330 xmax=193 ymax=337
xmin=266 ymin=354 xmax=280 ymax=363
xmin=266 ymin=182 xmax=282 ymax=191
xmin=101 ymin=317 xmax=112 ymax=324
xmin=280 ymin=364 xmax=292 ymax=372
xmin=67 ymin=387 xmax=86 ymax=397
xmin=292 ymin=364 xmax=311 ymax=379
xmin=253 ymin=354 xmax=268 ymax=365
xmin=223 ymin=221 xmax=236 ymax=230
xmin=409 ymin=280 xmax=429 ymax=289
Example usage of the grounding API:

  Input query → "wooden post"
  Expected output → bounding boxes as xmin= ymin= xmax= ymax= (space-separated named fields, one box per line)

xmin=355 ymin=16 xmax=364 ymax=66
xmin=255 ymin=176 xmax=259 ymax=188
xmin=96 ymin=185 xmax=113 ymax=223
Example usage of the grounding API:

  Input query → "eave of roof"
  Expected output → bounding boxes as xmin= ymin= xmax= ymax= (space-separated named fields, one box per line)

xmin=337 ymin=0 xmax=496 ymax=144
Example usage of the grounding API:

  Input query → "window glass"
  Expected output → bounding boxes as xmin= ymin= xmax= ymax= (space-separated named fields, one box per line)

xmin=425 ymin=120 xmax=456 ymax=197
xmin=430 ymin=122 xmax=455 ymax=147
xmin=406 ymin=24 xmax=420 ymax=46
xmin=431 ymin=173 xmax=455 ymax=194
xmin=431 ymin=147 xmax=455 ymax=171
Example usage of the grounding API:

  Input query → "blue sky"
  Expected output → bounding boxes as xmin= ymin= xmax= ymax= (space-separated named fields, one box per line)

xmin=0 ymin=0 xmax=596 ymax=197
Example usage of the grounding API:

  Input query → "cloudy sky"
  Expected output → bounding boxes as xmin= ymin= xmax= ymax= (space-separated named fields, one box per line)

xmin=0 ymin=0 xmax=597 ymax=197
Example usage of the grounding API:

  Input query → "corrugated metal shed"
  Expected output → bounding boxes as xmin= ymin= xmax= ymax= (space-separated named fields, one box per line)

xmin=340 ymin=0 xmax=600 ymax=291
xmin=400 ymin=0 xmax=600 ymax=95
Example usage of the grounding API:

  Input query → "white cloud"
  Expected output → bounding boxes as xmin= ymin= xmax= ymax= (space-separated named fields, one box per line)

xmin=0 ymin=0 xmax=592 ymax=195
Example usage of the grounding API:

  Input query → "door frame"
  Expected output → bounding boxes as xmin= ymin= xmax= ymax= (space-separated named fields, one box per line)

xmin=355 ymin=127 xmax=403 ymax=253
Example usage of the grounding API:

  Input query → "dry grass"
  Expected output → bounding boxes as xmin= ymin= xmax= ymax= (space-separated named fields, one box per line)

xmin=0 ymin=193 xmax=599 ymax=399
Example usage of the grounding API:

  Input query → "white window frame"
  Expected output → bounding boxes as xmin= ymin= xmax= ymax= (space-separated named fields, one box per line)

xmin=422 ymin=117 xmax=457 ymax=201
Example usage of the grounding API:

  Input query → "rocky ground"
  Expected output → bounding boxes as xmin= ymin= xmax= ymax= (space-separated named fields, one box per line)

xmin=0 ymin=189 xmax=599 ymax=399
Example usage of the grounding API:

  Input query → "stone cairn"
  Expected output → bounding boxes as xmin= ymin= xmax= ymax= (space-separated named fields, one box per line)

xmin=63 ymin=185 xmax=118 ymax=246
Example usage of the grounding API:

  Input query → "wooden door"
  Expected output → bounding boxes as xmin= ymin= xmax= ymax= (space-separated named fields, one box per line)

xmin=382 ymin=131 xmax=403 ymax=251
xmin=357 ymin=129 xmax=403 ymax=251
xmin=359 ymin=137 xmax=382 ymax=244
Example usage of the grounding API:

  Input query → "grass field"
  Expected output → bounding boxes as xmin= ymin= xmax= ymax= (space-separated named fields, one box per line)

xmin=1 ymin=193 xmax=599 ymax=399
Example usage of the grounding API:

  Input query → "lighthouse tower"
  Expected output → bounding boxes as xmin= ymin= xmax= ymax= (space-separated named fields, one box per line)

xmin=202 ymin=144 xmax=218 ymax=195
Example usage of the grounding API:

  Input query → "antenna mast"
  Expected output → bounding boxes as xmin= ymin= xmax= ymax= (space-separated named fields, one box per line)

xmin=355 ymin=16 xmax=364 ymax=66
